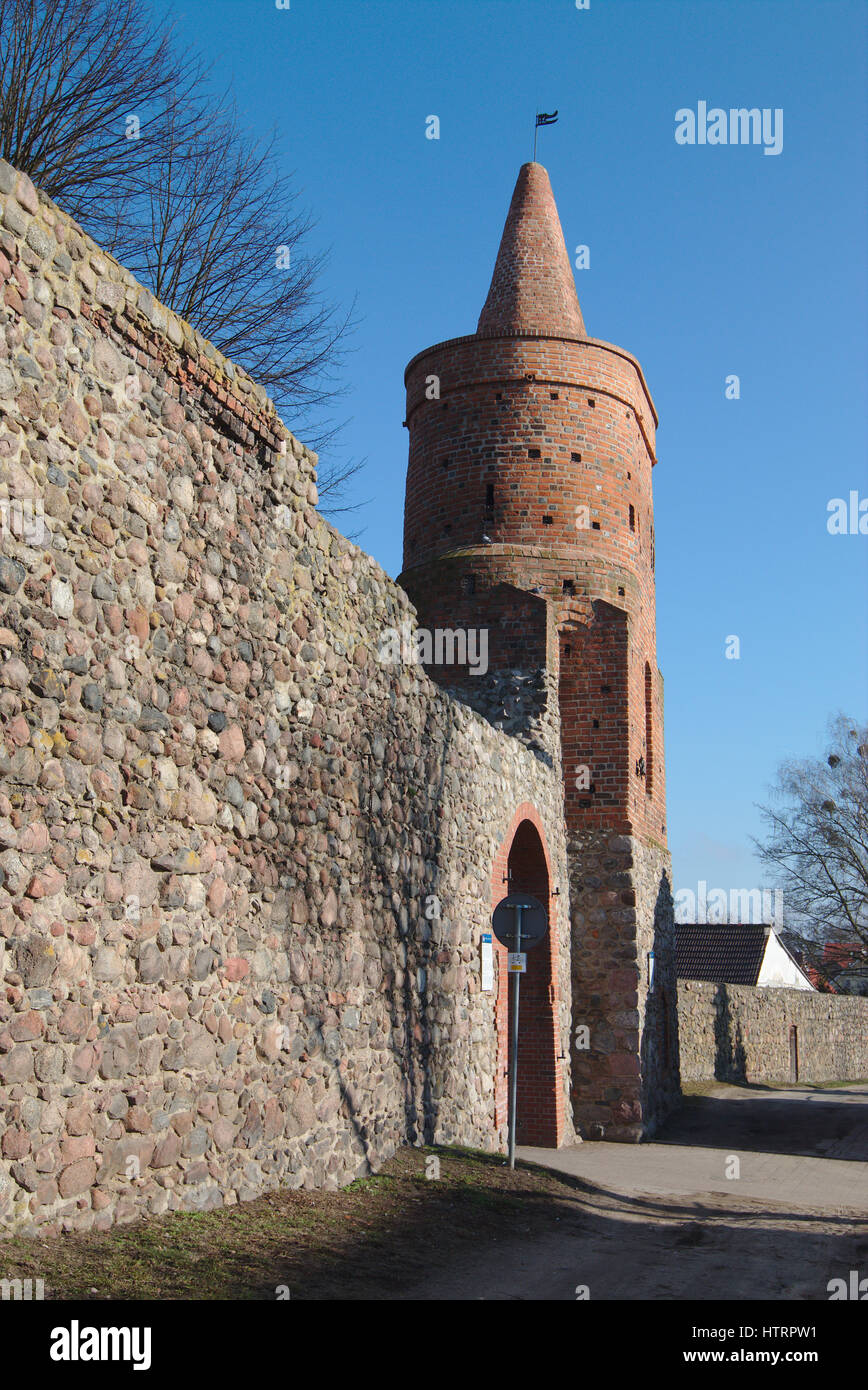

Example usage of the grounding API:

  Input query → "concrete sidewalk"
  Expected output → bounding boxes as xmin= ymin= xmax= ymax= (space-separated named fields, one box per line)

xmin=518 ymin=1082 xmax=868 ymax=1214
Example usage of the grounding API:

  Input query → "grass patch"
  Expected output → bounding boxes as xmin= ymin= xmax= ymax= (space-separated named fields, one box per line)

xmin=0 ymin=1145 xmax=578 ymax=1301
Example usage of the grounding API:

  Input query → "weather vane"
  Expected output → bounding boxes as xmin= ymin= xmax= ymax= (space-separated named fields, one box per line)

xmin=533 ymin=109 xmax=558 ymax=161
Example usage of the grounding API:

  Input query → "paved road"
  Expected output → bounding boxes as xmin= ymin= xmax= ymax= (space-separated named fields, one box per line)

xmin=411 ymin=1083 xmax=868 ymax=1300
xmin=520 ymin=1083 xmax=868 ymax=1214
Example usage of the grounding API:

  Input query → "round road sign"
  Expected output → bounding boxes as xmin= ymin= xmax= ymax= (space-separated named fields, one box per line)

xmin=491 ymin=892 xmax=548 ymax=950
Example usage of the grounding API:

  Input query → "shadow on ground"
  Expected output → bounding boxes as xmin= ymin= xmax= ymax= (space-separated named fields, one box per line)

xmin=653 ymin=1082 xmax=868 ymax=1161
xmin=2 ymin=1144 xmax=865 ymax=1301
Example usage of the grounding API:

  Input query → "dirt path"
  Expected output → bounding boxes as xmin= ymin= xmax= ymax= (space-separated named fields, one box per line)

xmin=408 ymin=1185 xmax=867 ymax=1300
xmin=409 ymin=1083 xmax=868 ymax=1300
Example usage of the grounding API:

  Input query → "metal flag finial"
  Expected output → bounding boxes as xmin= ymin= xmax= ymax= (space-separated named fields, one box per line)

xmin=533 ymin=109 xmax=559 ymax=162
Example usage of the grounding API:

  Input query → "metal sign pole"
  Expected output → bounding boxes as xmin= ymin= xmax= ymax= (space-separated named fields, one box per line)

xmin=491 ymin=890 xmax=547 ymax=1170
xmin=508 ymin=903 xmax=523 ymax=1170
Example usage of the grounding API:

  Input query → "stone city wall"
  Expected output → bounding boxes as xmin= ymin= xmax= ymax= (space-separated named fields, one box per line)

xmin=0 ymin=162 xmax=569 ymax=1235
xmin=678 ymin=979 xmax=868 ymax=1085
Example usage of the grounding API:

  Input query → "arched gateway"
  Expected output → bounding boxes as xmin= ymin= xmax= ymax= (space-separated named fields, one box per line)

xmin=491 ymin=805 xmax=565 ymax=1147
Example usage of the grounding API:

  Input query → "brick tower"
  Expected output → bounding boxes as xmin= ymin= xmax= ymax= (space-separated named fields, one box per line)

xmin=399 ymin=163 xmax=679 ymax=1140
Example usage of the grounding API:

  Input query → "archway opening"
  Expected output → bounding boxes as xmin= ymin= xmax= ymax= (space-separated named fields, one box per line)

xmin=500 ymin=819 xmax=561 ymax=1147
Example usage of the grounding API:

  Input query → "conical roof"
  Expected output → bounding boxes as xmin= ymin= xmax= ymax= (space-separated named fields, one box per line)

xmin=477 ymin=162 xmax=586 ymax=337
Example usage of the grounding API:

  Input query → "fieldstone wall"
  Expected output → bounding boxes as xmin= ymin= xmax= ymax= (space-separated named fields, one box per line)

xmin=569 ymin=830 xmax=679 ymax=1141
xmin=0 ymin=161 xmax=570 ymax=1236
xmin=678 ymin=980 xmax=868 ymax=1085
xmin=633 ymin=839 xmax=680 ymax=1134
xmin=440 ymin=667 xmax=560 ymax=766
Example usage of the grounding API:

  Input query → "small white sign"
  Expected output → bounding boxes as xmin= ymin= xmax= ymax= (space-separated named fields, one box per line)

xmin=507 ymin=952 xmax=527 ymax=974
xmin=481 ymin=933 xmax=494 ymax=992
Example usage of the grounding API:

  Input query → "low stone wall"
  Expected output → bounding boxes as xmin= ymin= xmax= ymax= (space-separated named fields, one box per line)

xmin=0 ymin=162 xmax=569 ymax=1236
xmin=677 ymin=980 xmax=868 ymax=1084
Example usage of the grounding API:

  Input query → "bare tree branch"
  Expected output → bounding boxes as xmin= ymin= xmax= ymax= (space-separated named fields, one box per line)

xmin=0 ymin=0 xmax=366 ymax=515
xmin=752 ymin=714 xmax=868 ymax=952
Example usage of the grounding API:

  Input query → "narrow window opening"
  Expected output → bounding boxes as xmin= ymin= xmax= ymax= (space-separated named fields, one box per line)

xmin=571 ymin=451 xmax=582 ymax=463
xmin=629 ymin=504 xmax=635 ymax=532
xmin=542 ymin=514 xmax=553 ymax=526
xmin=461 ymin=574 xmax=476 ymax=596
xmin=562 ymin=579 xmax=575 ymax=595
xmin=485 ymin=484 xmax=495 ymax=507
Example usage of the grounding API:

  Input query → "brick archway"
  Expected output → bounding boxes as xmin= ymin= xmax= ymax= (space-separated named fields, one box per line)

xmin=491 ymin=804 xmax=564 ymax=1147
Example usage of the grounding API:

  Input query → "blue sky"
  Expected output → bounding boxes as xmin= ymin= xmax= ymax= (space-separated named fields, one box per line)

xmin=156 ymin=0 xmax=868 ymax=908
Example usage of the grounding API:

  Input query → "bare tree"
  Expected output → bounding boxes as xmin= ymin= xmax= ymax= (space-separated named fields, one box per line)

xmin=0 ymin=0 xmax=201 ymax=230
xmin=0 ymin=0 xmax=364 ymax=512
xmin=110 ymin=104 xmax=356 ymax=437
xmin=753 ymin=715 xmax=868 ymax=950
